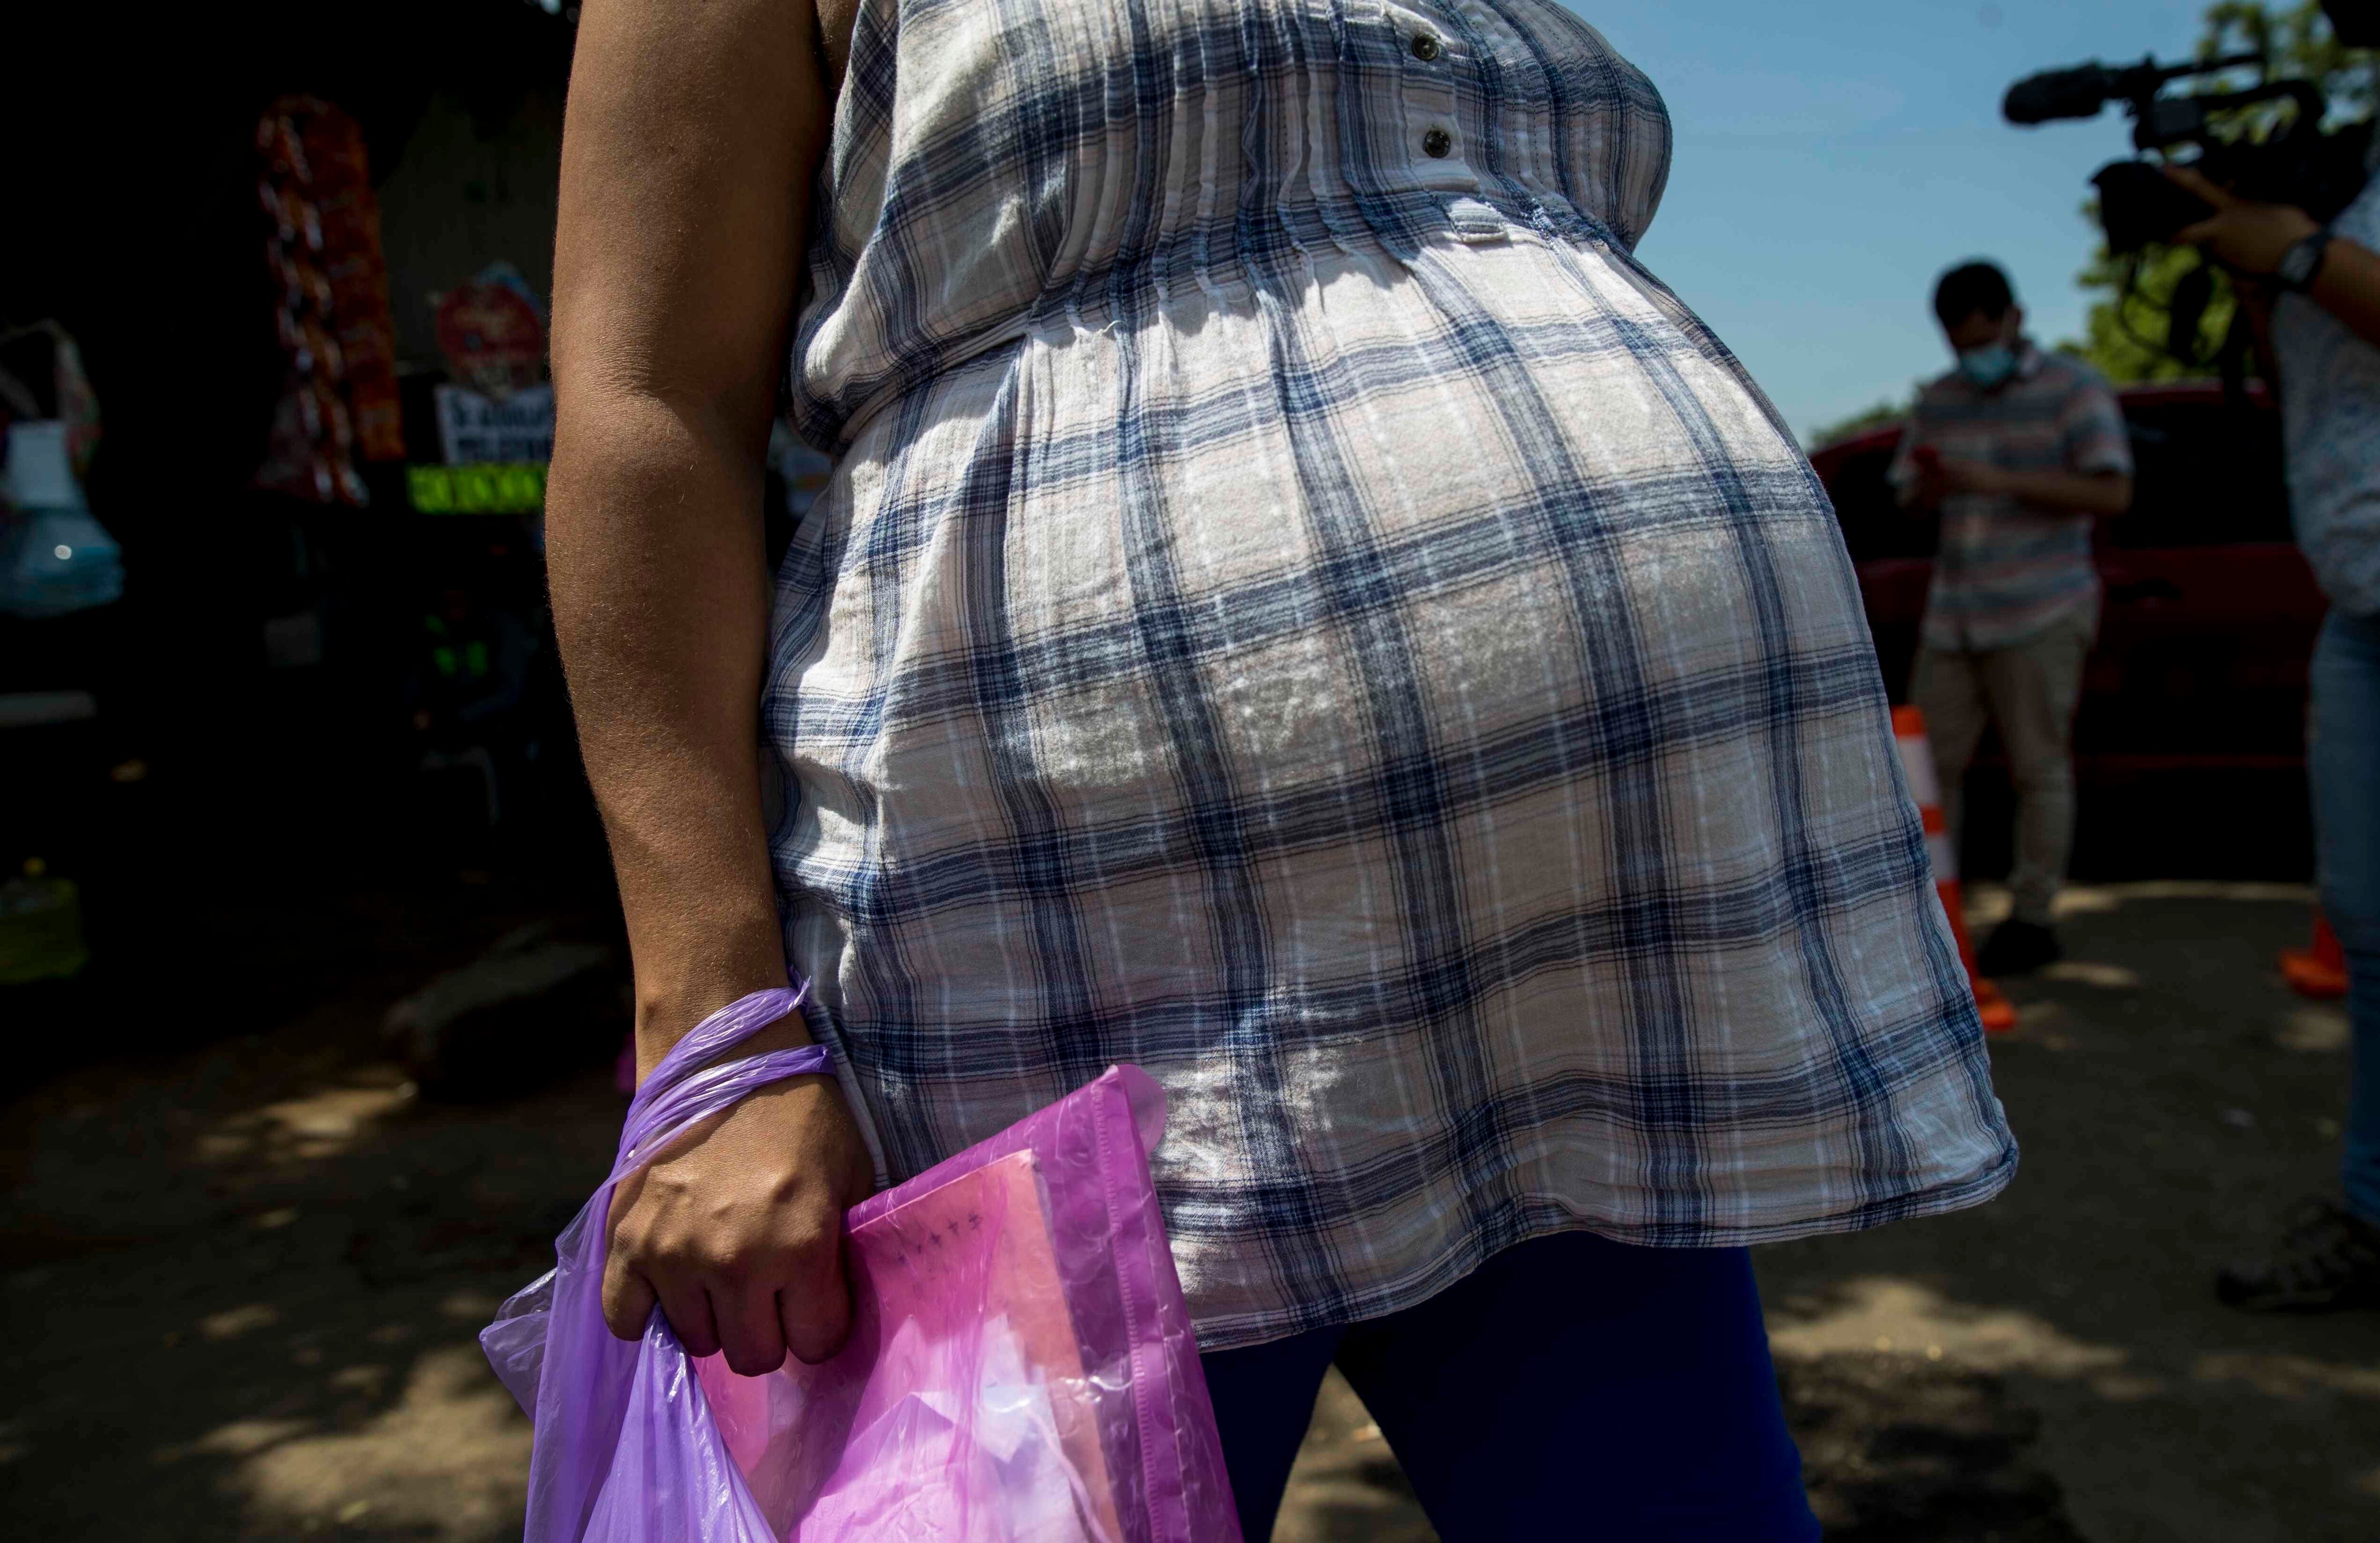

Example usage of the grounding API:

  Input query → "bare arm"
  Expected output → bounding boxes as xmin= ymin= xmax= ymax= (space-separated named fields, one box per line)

xmin=2169 ymin=164 xmax=2380 ymax=352
xmin=2304 ymin=239 xmax=2380 ymax=349
xmin=1963 ymin=465 xmax=2133 ymax=519
xmin=549 ymin=0 xmax=870 ymax=1374
xmin=1918 ymin=456 xmax=2132 ymax=519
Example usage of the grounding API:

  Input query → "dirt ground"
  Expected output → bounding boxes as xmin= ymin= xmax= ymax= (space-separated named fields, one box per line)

xmin=3 ymin=881 xmax=2375 ymax=1541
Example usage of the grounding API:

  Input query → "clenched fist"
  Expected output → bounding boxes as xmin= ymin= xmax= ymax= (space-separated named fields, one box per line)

xmin=603 ymin=1071 xmax=877 ymax=1373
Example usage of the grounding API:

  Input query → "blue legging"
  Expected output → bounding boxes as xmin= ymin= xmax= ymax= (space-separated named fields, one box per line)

xmin=1200 ymin=1231 xmax=1819 ymax=1541
xmin=2312 ymin=610 xmax=2380 ymax=1225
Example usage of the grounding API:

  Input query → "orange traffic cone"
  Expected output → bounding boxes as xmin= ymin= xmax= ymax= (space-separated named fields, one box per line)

xmin=2280 ymin=910 xmax=2350 ymax=1000
xmin=1893 ymin=706 xmax=2018 ymax=1034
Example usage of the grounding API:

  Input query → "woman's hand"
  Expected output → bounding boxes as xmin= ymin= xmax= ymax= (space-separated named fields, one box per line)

xmin=603 ymin=1070 xmax=877 ymax=1372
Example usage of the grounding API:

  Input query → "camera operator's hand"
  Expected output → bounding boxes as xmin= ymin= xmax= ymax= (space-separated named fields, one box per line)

xmin=2166 ymin=164 xmax=2380 ymax=351
xmin=2163 ymin=165 xmax=2320 ymax=276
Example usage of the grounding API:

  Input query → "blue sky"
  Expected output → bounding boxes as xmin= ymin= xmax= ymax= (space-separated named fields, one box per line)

xmin=1577 ymin=0 xmax=2218 ymax=440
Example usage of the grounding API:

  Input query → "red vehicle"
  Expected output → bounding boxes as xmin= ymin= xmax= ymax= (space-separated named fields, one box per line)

xmin=1808 ymin=380 xmax=2327 ymax=876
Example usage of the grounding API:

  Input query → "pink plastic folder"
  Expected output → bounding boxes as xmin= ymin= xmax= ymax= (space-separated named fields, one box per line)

xmin=481 ymin=985 xmax=1240 ymax=1543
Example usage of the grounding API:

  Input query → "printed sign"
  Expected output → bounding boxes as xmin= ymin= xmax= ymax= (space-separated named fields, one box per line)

xmin=434 ymin=268 xmax=547 ymax=398
xmin=434 ymin=382 xmax=554 ymax=466
xmin=408 ymin=462 xmax=547 ymax=515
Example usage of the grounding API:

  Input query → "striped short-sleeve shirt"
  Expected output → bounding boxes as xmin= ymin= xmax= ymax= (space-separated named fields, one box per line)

xmin=1890 ymin=347 xmax=2133 ymax=653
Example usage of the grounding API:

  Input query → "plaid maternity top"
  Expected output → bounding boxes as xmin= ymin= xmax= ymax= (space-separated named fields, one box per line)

xmin=767 ymin=0 xmax=2016 ymax=1349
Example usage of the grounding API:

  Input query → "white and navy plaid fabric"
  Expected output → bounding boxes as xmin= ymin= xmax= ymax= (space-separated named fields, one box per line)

xmin=767 ymin=0 xmax=2016 ymax=1349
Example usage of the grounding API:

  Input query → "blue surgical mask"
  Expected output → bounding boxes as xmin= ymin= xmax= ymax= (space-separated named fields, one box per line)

xmin=1957 ymin=342 xmax=2019 ymax=390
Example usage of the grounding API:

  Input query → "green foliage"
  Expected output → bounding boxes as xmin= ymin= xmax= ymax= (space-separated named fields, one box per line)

xmin=1809 ymin=397 xmax=1912 ymax=449
xmin=2068 ymin=1 xmax=2374 ymax=382
xmin=2201 ymin=1 xmax=2377 ymax=124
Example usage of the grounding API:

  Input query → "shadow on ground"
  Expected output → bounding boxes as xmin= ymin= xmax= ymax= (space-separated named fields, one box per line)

xmin=1757 ymin=882 xmax=2380 ymax=1543
xmin=0 ymin=892 xmax=621 ymax=1542
xmin=1279 ymin=883 xmax=2380 ymax=1543
xmin=1 ymin=884 xmax=2374 ymax=1541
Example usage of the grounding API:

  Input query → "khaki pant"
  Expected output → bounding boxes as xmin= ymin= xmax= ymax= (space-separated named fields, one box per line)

xmin=1911 ymin=606 xmax=2095 ymax=927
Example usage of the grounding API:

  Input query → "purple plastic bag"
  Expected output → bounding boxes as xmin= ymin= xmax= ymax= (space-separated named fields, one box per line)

xmin=482 ymin=985 xmax=1241 ymax=1543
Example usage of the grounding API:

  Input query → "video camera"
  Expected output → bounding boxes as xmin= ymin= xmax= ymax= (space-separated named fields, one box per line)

xmin=1999 ymin=1 xmax=2376 ymax=368
xmin=2004 ymin=51 xmax=2370 ymax=253
xmin=2004 ymin=1 xmax=2379 ymax=254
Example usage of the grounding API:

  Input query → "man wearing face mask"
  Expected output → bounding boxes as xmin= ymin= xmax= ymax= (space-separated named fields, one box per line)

xmin=1890 ymin=261 xmax=2135 ymax=977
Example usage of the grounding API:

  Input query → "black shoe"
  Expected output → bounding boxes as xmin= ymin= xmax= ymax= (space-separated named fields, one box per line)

xmin=1976 ymin=918 xmax=2062 ymax=977
xmin=2216 ymin=1199 xmax=2380 ymax=1313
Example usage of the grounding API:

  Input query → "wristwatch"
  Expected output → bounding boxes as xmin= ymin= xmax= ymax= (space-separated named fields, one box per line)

xmin=2276 ymin=226 xmax=2333 ymax=293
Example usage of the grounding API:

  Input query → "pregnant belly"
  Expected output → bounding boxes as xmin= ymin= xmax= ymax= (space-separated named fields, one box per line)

xmin=796 ymin=229 xmax=1854 ymax=861
xmin=988 ymin=247 xmax=1830 ymax=773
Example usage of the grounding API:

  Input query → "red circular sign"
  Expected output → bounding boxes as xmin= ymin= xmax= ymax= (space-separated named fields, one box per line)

xmin=435 ymin=280 xmax=546 ymax=395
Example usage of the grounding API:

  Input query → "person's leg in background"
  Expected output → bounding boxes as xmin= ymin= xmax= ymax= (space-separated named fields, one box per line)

xmin=1200 ymin=1321 xmax=1346 ymax=1539
xmin=1972 ymin=605 xmax=2093 ymax=974
xmin=1912 ymin=641 xmax=1991 ymax=861
xmin=2319 ymin=612 xmax=2380 ymax=1228
xmin=1334 ymin=1232 xmax=1819 ymax=1542
xmin=2220 ymin=608 xmax=2380 ymax=1311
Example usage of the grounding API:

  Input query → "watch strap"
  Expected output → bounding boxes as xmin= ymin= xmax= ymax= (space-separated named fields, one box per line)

xmin=2278 ymin=227 xmax=2333 ymax=293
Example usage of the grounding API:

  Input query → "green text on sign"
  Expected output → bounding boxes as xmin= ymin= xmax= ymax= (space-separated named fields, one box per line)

xmin=409 ymin=463 xmax=547 ymax=514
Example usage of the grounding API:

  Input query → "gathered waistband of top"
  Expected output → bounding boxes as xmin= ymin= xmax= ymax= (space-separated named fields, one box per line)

xmin=788 ymin=0 xmax=1675 ymax=451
